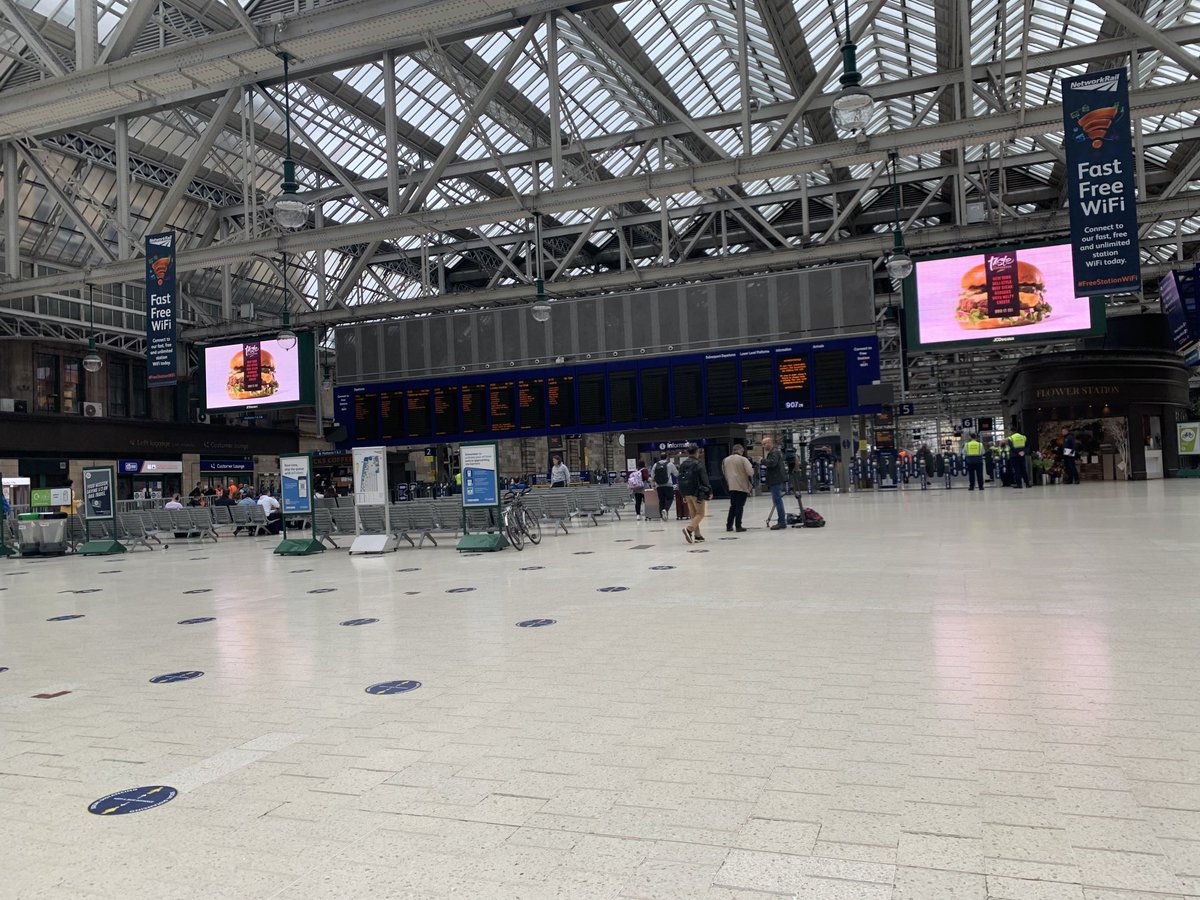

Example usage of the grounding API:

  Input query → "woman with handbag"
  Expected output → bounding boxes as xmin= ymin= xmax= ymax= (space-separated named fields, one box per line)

xmin=678 ymin=444 xmax=712 ymax=544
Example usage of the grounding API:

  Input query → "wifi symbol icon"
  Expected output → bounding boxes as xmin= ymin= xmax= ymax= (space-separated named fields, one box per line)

xmin=1078 ymin=106 xmax=1119 ymax=150
xmin=150 ymin=257 xmax=171 ymax=286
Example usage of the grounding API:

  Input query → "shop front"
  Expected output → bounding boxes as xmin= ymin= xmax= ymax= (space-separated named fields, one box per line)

xmin=117 ymin=459 xmax=183 ymax=500
xmin=1001 ymin=350 xmax=1189 ymax=480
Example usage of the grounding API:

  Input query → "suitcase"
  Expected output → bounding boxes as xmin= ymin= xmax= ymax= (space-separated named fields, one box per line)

xmin=674 ymin=490 xmax=688 ymax=520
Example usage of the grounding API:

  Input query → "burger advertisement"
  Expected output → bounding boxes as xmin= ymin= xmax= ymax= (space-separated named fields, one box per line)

xmin=201 ymin=336 xmax=311 ymax=411
xmin=907 ymin=242 xmax=1104 ymax=350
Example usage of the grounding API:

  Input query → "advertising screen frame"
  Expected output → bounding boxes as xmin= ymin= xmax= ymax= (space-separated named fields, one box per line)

xmin=198 ymin=331 xmax=316 ymax=413
xmin=903 ymin=240 xmax=1108 ymax=352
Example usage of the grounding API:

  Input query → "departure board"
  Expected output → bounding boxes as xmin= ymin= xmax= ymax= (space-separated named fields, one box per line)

xmin=354 ymin=392 xmax=379 ymax=442
xmin=706 ymin=359 xmax=738 ymax=416
xmin=547 ymin=375 xmax=575 ymax=428
xmin=813 ymin=349 xmax=850 ymax=410
xmin=609 ymin=370 xmax=637 ymax=423
xmin=489 ymin=381 xmax=517 ymax=432
xmin=379 ymin=390 xmax=403 ymax=440
xmin=434 ymin=385 xmax=459 ymax=436
xmin=335 ymin=336 xmax=881 ymax=447
xmin=579 ymin=373 xmax=606 ymax=425
xmin=740 ymin=357 xmax=774 ymax=414
xmin=461 ymin=383 xmax=488 ymax=434
xmin=673 ymin=364 xmax=702 ymax=419
xmin=777 ymin=354 xmax=810 ymax=412
xmin=518 ymin=378 xmax=546 ymax=431
xmin=640 ymin=367 xmax=669 ymax=421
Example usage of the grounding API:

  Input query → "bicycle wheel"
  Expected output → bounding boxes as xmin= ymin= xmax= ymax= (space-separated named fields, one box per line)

xmin=518 ymin=506 xmax=541 ymax=545
xmin=504 ymin=510 xmax=524 ymax=550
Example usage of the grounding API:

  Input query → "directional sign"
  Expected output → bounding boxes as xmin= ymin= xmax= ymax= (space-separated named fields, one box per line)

xmin=149 ymin=671 xmax=204 ymax=684
xmin=88 ymin=785 xmax=177 ymax=816
xmin=516 ymin=619 xmax=556 ymax=628
xmin=177 ymin=618 xmax=215 ymax=625
xmin=365 ymin=680 xmax=421 ymax=695
xmin=340 ymin=618 xmax=379 ymax=626
xmin=897 ymin=402 xmax=915 ymax=416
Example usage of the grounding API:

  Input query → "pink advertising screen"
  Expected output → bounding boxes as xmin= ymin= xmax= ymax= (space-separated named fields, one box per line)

xmin=202 ymin=338 xmax=303 ymax=411
xmin=907 ymin=243 xmax=1105 ymax=350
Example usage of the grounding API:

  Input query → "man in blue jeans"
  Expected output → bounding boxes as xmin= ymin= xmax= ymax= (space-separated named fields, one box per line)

xmin=762 ymin=437 xmax=788 ymax=530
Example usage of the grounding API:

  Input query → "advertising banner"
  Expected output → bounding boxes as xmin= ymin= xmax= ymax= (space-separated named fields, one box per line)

xmin=31 ymin=488 xmax=72 ymax=507
xmin=1160 ymin=272 xmax=1193 ymax=352
xmin=1061 ymin=68 xmax=1141 ymax=297
xmin=461 ymin=443 xmax=499 ymax=508
xmin=202 ymin=337 xmax=306 ymax=410
xmin=145 ymin=231 xmax=178 ymax=386
xmin=83 ymin=467 xmax=115 ymax=520
xmin=1178 ymin=423 xmax=1200 ymax=455
xmin=280 ymin=455 xmax=313 ymax=515
xmin=351 ymin=446 xmax=388 ymax=506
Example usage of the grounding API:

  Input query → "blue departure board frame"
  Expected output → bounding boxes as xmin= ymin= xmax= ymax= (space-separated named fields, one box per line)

xmin=334 ymin=336 xmax=880 ymax=448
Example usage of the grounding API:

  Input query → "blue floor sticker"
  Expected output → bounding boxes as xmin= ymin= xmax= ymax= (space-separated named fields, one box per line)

xmin=47 ymin=614 xmax=84 ymax=621
xmin=649 ymin=565 xmax=675 ymax=570
xmin=519 ymin=566 xmax=544 ymax=571
xmin=150 ymin=671 xmax=204 ymax=683
xmin=88 ymin=785 xmax=177 ymax=816
xmin=183 ymin=589 xmax=211 ymax=595
xmin=340 ymin=618 xmax=378 ymax=626
xmin=0 ymin=667 xmax=8 ymax=673
xmin=597 ymin=586 xmax=628 ymax=593
xmin=516 ymin=619 xmax=556 ymax=628
xmin=446 ymin=587 xmax=475 ymax=593
xmin=688 ymin=549 xmax=709 ymax=553
xmin=178 ymin=618 xmax=215 ymax=625
xmin=397 ymin=567 xmax=421 ymax=572
xmin=98 ymin=570 xmax=122 ymax=574
xmin=365 ymin=680 xmax=421 ymax=695
xmin=289 ymin=569 xmax=313 ymax=573
xmin=308 ymin=588 xmax=337 ymax=594
xmin=573 ymin=551 xmax=594 ymax=555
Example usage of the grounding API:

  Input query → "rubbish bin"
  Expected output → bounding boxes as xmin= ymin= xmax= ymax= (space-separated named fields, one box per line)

xmin=38 ymin=514 xmax=68 ymax=554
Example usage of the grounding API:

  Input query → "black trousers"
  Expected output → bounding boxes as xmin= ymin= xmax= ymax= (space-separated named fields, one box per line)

xmin=656 ymin=486 xmax=673 ymax=517
xmin=1010 ymin=454 xmax=1031 ymax=487
xmin=966 ymin=459 xmax=984 ymax=490
xmin=726 ymin=490 xmax=748 ymax=529
xmin=1063 ymin=456 xmax=1080 ymax=484
xmin=633 ymin=491 xmax=644 ymax=516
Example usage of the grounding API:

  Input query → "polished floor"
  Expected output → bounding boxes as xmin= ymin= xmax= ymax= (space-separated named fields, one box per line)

xmin=2 ymin=481 xmax=1199 ymax=900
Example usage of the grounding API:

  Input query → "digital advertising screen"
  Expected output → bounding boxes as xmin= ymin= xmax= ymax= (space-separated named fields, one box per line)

xmin=200 ymin=332 xmax=315 ymax=411
xmin=905 ymin=242 xmax=1107 ymax=351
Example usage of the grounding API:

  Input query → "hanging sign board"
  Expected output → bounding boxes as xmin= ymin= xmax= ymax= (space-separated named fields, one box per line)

xmin=1061 ymin=68 xmax=1141 ymax=297
xmin=144 ymin=231 xmax=178 ymax=386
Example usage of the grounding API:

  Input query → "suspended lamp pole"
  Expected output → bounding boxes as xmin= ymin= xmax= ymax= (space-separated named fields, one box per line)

xmin=273 ymin=52 xmax=309 ymax=230
xmin=277 ymin=251 xmax=297 ymax=350
xmin=830 ymin=0 xmax=873 ymax=136
xmin=885 ymin=151 xmax=913 ymax=281
xmin=531 ymin=212 xmax=551 ymax=322
xmin=82 ymin=283 xmax=102 ymax=373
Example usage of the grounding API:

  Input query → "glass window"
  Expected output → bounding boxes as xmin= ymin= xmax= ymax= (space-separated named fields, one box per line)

xmin=35 ymin=353 xmax=59 ymax=413
xmin=62 ymin=358 xmax=83 ymax=415
xmin=132 ymin=365 xmax=148 ymax=418
xmin=108 ymin=363 xmax=129 ymax=417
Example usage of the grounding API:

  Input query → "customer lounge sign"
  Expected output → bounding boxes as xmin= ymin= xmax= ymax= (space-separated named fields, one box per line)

xmin=1061 ymin=68 xmax=1141 ymax=297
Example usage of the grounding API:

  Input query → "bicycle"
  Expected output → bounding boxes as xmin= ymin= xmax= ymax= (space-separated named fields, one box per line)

xmin=502 ymin=487 xmax=542 ymax=551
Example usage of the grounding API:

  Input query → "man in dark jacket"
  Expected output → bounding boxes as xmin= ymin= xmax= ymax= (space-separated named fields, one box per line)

xmin=762 ymin=437 xmax=788 ymax=530
xmin=1061 ymin=427 xmax=1080 ymax=484
xmin=678 ymin=444 xmax=711 ymax=544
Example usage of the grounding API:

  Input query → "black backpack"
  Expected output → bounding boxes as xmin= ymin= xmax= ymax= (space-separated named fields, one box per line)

xmin=677 ymin=460 xmax=698 ymax=495
xmin=652 ymin=461 xmax=670 ymax=486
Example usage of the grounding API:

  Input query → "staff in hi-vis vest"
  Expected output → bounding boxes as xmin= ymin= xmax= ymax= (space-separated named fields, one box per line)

xmin=1008 ymin=430 xmax=1031 ymax=489
xmin=964 ymin=433 xmax=986 ymax=492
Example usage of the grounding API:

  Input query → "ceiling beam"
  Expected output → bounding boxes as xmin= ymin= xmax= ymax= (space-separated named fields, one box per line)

xmin=0 ymin=0 xmax=67 ymax=76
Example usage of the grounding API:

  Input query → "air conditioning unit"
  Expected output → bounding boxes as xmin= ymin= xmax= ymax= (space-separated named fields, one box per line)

xmin=194 ymin=411 xmax=210 ymax=424
xmin=83 ymin=402 xmax=104 ymax=418
xmin=239 ymin=302 xmax=256 ymax=320
xmin=0 ymin=398 xmax=14 ymax=412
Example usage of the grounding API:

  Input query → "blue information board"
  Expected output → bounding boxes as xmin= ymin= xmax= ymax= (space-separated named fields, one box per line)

xmin=334 ymin=336 xmax=880 ymax=448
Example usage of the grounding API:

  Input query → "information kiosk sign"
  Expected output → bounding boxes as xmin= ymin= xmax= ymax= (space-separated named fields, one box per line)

xmin=79 ymin=466 xmax=124 ymax=555
xmin=349 ymin=446 xmax=394 ymax=554
xmin=458 ymin=442 xmax=506 ymax=552
xmin=275 ymin=454 xmax=324 ymax=556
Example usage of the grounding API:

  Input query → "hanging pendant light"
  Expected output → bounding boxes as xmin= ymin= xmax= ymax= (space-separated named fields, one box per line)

xmin=530 ymin=212 xmax=551 ymax=322
xmin=277 ymin=251 xmax=298 ymax=350
xmin=884 ymin=151 xmax=914 ymax=281
xmin=82 ymin=284 xmax=103 ymax=373
xmin=830 ymin=0 xmax=873 ymax=136
xmin=274 ymin=52 xmax=309 ymax=230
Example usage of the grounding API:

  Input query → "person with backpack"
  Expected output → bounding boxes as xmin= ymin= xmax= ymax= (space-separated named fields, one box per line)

xmin=678 ymin=444 xmax=711 ymax=544
xmin=762 ymin=436 xmax=789 ymax=530
xmin=626 ymin=459 xmax=652 ymax=518
xmin=650 ymin=453 xmax=677 ymax=522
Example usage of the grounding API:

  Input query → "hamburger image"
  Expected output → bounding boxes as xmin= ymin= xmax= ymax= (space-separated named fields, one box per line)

xmin=955 ymin=260 xmax=1051 ymax=330
xmin=226 ymin=348 xmax=279 ymax=400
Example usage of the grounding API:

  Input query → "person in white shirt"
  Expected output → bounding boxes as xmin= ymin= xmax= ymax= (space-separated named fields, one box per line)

xmin=164 ymin=494 xmax=184 ymax=510
xmin=257 ymin=492 xmax=282 ymax=535
xmin=550 ymin=457 xmax=570 ymax=488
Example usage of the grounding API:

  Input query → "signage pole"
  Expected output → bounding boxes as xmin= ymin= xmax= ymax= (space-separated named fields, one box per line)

xmin=275 ymin=453 xmax=324 ymax=555
xmin=0 ymin=471 xmax=13 ymax=557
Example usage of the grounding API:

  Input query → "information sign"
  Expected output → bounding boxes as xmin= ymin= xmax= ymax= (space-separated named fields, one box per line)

xmin=461 ymin=443 xmax=499 ymax=508
xmin=83 ymin=467 xmax=115 ymax=520
xmin=280 ymin=455 xmax=313 ymax=515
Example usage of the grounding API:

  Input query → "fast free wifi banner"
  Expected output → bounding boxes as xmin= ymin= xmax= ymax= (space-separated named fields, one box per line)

xmin=1061 ymin=68 xmax=1141 ymax=297
xmin=145 ymin=231 xmax=178 ymax=386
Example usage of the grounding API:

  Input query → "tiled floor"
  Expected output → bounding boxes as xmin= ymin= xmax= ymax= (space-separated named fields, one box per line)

xmin=2 ymin=481 xmax=1200 ymax=899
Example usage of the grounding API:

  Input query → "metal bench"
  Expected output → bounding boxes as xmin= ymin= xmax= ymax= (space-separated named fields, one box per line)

xmin=312 ymin=507 xmax=339 ymax=549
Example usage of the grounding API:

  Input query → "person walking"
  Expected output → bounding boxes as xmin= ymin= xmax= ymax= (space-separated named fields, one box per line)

xmin=1061 ymin=427 xmax=1080 ymax=484
xmin=762 ymin=436 xmax=788 ymax=530
xmin=721 ymin=444 xmax=754 ymax=532
xmin=964 ymin=432 xmax=986 ymax=491
xmin=650 ymin=453 xmax=678 ymax=522
xmin=550 ymin=456 xmax=570 ymax=488
xmin=627 ymin=459 xmax=651 ymax=519
xmin=1008 ymin=429 xmax=1031 ymax=489
xmin=678 ymin=444 xmax=711 ymax=544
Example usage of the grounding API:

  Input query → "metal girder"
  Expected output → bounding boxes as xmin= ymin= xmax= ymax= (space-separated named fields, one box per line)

xmin=15 ymin=144 xmax=116 ymax=262
xmin=1089 ymin=0 xmax=1200 ymax=81
xmin=97 ymin=0 xmax=161 ymax=65
xmin=0 ymin=0 xmax=67 ymax=77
